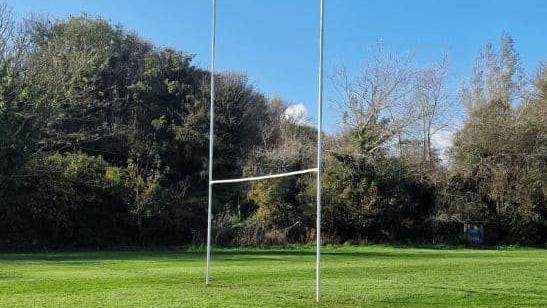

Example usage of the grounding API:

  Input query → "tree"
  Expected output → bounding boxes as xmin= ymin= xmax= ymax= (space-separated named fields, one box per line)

xmin=449 ymin=34 xmax=545 ymax=243
xmin=415 ymin=56 xmax=452 ymax=165
xmin=326 ymin=45 xmax=436 ymax=243
xmin=244 ymin=98 xmax=316 ymax=244
xmin=331 ymin=43 xmax=415 ymax=156
xmin=2 ymin=153 xmax=130 ymax=249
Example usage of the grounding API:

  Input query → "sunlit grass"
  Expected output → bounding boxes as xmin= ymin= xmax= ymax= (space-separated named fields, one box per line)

xmin=0 ymin=246 xmax=545 ymax=307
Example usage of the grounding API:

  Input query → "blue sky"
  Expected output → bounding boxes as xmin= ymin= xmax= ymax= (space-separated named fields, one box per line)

xmin=5 ymin=0 xmax=547 ymax=131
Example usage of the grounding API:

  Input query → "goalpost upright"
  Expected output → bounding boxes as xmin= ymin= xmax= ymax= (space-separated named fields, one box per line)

xmin=205 ymin=0 xmax=325 ymax=303
xmin=316 ymin=0 xmax=325 ymax=302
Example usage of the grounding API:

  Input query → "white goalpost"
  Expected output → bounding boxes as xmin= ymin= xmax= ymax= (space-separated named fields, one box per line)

xmin=205 ymin=0 xmax=325 ymax=303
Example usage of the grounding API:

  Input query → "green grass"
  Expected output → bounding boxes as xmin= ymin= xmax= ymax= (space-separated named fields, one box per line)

xmin=0 ymin=246 xmax=545 ymax=307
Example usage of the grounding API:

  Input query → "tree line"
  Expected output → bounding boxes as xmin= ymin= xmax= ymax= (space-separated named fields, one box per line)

xmin=0 ymin=7 xmax=544 ymax=250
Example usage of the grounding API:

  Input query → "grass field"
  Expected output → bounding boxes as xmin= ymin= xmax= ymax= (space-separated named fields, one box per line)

xmin=0 ymin=246 xmax=545 ymax=307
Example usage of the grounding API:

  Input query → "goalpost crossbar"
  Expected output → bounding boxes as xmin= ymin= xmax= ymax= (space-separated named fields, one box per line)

xmin=210 ymin=168 xmax=318 ymax=185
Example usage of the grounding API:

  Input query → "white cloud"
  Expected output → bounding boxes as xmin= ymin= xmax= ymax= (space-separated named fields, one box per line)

xmin=284 ymin=104 xmax=309 ymax=125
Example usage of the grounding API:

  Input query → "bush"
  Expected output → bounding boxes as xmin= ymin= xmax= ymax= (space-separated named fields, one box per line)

xmin=1 ymin=153 xmax=130 ymax=249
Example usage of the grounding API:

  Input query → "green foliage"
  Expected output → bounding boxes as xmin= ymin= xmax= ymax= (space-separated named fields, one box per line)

xmin=323 ymin=131 xmax=435 ymax=243
xmin=448 ymin=36 xmax=546 ymax=244
xmin=0 ymin=12 xmax=544 ymax=249
xmin=1 ymin=153 xmax=130 ymax=249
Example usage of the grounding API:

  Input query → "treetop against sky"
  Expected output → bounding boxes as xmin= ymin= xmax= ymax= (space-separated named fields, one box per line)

xmin=5 ymin=0 xmax=546 ymax=132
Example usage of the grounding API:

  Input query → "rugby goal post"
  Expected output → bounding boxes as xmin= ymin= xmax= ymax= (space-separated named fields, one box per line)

xmin=205 ymin=0 xmax=325 ymax=303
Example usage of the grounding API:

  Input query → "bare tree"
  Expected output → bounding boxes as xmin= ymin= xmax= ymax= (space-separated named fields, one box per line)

xmin=331 ymin=43 xmax=416 ymax=155
xmin=251 ymin=97 xmax=315 ymax=174
xmin=461 ymin=33 xmax=525 ymax=114
xmin=0 ymin=3 xmax=15 ymax=60
xmin=414 ymin=55 xmax=452 ymax=164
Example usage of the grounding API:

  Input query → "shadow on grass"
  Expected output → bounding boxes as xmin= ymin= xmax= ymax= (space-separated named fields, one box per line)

xmin=0 ymin=246 xmax=522 ymax=263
